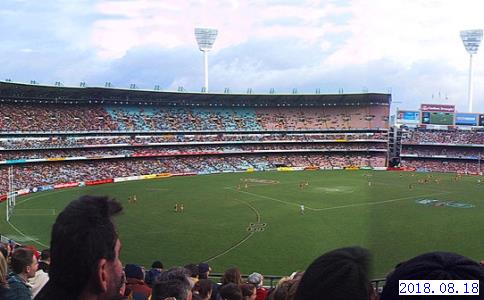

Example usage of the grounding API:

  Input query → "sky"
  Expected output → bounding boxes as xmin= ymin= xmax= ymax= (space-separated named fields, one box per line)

xmin=1 ymin=0 xmax=484 ymax=114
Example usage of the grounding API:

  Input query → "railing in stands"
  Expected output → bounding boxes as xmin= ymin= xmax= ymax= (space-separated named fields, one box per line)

xmin=209 ymin=272 xmax=386 ymax=290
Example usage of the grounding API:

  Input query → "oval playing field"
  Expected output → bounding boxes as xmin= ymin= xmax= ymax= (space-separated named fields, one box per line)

xmin=1 ymin=170 xmax=483 ymax=278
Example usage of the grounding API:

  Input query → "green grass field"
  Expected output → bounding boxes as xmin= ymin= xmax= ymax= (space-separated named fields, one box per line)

xmin=1 ymin=170 xmax=483 ymax=278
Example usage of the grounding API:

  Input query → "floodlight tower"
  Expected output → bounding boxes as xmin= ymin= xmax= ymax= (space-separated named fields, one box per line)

xmin=460 ymin=29 xmax=483 ymax=112
xmin=194 ymin=28 xmax=218 ymax=93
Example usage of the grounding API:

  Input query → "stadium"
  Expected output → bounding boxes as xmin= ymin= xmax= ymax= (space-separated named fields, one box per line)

xmin=1 ymin=5 xmax=484 ymax=298
xmin=1 ymin=79 xmax=483 ymax=285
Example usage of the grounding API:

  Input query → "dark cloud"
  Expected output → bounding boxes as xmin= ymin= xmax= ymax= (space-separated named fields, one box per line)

xmin=88 ymin=46 xmax=202 ymax=90
xmin=214 ymin=38 xmax=330 ymax=71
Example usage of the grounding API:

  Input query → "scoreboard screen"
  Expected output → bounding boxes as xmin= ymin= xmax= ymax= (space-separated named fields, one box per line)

xmin=455 ymin=113 xmax=478 ymax=126
xmin=397 ymin=111 xmax=419 ymax=124
xmin=421 ymin=112 xmax=454 ymax=125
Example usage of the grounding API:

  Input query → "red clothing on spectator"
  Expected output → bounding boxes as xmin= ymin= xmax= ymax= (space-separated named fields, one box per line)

xmin=255 ymin=287 xmax=268 ymax=300
xmin=126 ymin=278 xmax=151 ymax=300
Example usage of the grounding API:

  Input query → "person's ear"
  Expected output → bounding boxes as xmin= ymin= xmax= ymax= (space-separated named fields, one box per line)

xmin=96 ymin=258 xmax=109 ymax=292
xmin=368 ymin=284 xmax=377 ymax=300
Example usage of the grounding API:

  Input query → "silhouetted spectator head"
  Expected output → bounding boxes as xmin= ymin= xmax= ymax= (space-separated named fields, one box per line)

xmin=241 ymin=283 xmax=257 ymax=300
xmin=152 ymin=267 xmax=192 ymax=300
xmin=219 ymin=283 xmax=243 ymax=300
xmin=145 ymin=260 xmax=164 ymax=286
xmin=38 ymin=248 xmax=50 ymax=273
xmin=35 ymin=195 xmax=124 ymax=300
xmin=185 ymin=263 xmax=200 ymax=280
xmin=381 ymin=251 xmax=484 ymax=300
xmin=247 ymin=273 xmax=264 ymax=288
xmin=221 ymin=267 xmax=242 ymax=286
xmin=194 ymin=279 xmax=213 ymax=300
xmin=40 ymin=249 xmax=50 ymax=262
xmin=268 ymin=272 xmax=304 ymax=300
xmin=125 ymin=264 xmax=144 ymax=280
xmin=198 ymin=262 xmax=212 ymax=279
xmin=152 ymin=260 xmax=164 ymax=270
xmin=294 ymin=246 xmax=375 ymax=300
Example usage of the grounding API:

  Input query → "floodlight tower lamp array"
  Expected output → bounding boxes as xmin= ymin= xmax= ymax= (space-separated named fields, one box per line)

xmin=195 ymin=28 xmax=218 ymax=93
xmin=460 ymin=29 xmax=483 ymax=113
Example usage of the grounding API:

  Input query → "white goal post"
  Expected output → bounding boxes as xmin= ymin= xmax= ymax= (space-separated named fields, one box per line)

xmin=6 ymin=166 xmax=16 ymax=222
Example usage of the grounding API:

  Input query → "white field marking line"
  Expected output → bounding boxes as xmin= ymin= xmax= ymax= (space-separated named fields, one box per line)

xmin=233 ymin=197 xmax=261 ymax=223
xmin=368 ymin=178 xmax=452 ymax=194
xmin=233 ymin=189 xmax=300 ymax=208
xmin=234 ymin=177 xmax=447 ymax=194
xmin=311 ymin=192 xmax=450 ymax=211
xmin=203 ymin=198 xmax=261 ymax=262
xmin=5 ymin=189 xmax=69 ymax=248
xmin=231 ymin=188 xmax=450 ymax=211
xmin=204 ymin=232 xmax=254 ymax=263
xmin=15 ymin=189 xmax=68 ymax=207
xmin=12 ymin=208 xmax=56 ymax=216
xmin=238 ymin=183 xmax=278 ymax=187
xmin=6 ymin=219 xmax=49 ymax=248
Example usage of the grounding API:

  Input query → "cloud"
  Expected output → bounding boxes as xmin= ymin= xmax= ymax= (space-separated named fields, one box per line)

xmin=1 ymin=0 xmax=484 ymax=113
xmin=91 ymin=0 xmax=351 ymax=59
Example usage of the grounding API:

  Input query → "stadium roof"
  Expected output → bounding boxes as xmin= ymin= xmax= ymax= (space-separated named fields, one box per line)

xmin=0 ymin=81 xmax=391 ymax=107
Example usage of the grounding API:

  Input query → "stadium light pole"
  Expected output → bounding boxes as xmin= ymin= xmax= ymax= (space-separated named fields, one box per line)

xmin=460 ymin=29 xmax=483 ymax=112
xmin=195 ymin=28 xmax=218 ymax=93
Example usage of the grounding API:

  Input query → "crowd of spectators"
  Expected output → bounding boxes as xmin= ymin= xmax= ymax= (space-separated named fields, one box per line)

xmin=0 ymin=153 xmax=386 ymax=195
xmin=0 ymin=143 xmax=387 ymax=161
xmin=0 ymin=132 xmax=387 ymax=150
xmin=399 ymin=129 xmax=483 ymax=173
xmin=402 ymin=129 xmax=484 ymax=145
xmin=401 ymin=158 xmax=483 ymax=174
xmin=0 ymin=103 xmax=389 ymax=196
xmin=0 ymin=103 xmax=118 ymax=132
xmin=401 ymin=146 xmax=483 ymax=159
xmin=1 ymin=103 xmax=389 ymax=132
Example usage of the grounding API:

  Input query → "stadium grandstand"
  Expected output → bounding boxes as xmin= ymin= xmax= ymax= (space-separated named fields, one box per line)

xmin=395 ymin=106 xmax=484 ymax=175
xmin=0 ymin=81 xmax=390 ymax=197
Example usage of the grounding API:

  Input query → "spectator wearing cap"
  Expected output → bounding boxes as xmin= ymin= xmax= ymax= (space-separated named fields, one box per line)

xmin=5 ymin=247 xmax=38 ymax=300
xmin=381 ymin=251 xmax=484 ymax=300
xmin=29 ymin=249 xmax=50 ymax=298
xmin=198 ymin=262 xmax=220 ymax=300
xmin=198 ymin=263 xmax=212 ymax=280
xmin=247 ymin=272 xmax=268 ymax=300
xmin=294 ymin=246 xmax=376 ymax=300
xmin=145 ymin=260 xmax=164 ymax=287
xmin=125 ymin=263 xmax=151 ymax=300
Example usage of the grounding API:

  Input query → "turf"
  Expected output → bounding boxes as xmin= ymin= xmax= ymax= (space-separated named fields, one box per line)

xmin=1 ymin=170 xmax=483 ymax=278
